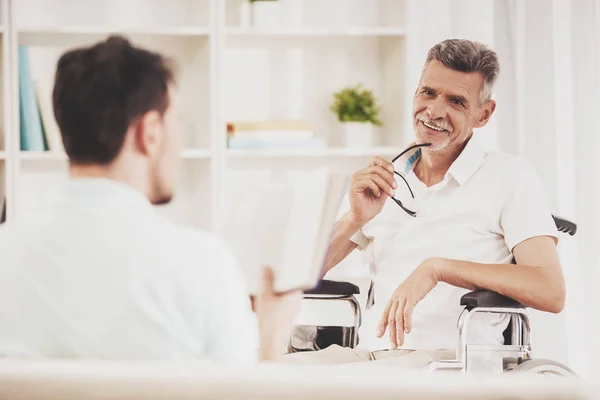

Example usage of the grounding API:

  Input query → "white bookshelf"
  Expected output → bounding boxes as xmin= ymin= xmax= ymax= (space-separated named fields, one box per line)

xmin=1 ymin=0 xmax=410 ymax=273
xmin=5 ymin=0 xmax=217 ymax=227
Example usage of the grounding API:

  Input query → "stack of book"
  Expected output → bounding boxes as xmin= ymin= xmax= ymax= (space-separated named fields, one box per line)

xmin=19 ymin=45 xmax=64 ymax=153
xmin=226 ymin=120 xmax=326 ymax=149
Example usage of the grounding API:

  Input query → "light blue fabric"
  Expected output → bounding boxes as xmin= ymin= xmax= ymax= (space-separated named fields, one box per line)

xmin=404 ymin=148 xmax=422 ymax=174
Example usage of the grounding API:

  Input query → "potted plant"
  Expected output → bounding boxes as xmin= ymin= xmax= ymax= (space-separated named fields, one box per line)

xmin=330 ymin=84 xmax=382 ymax=148
xmin=250 ymin=0 xmax=280 ymax=30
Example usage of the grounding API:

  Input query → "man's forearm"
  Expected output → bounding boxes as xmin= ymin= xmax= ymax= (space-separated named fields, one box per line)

xmin=258 ymin=337 xmax=281 ymax=362
xmin=435 ymin=258 xmax=566 ymax=313
xmin=322 ymin=213 xmax=362 ymax=275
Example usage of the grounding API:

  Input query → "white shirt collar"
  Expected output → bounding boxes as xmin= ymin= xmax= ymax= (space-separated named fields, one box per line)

xmin=404 ymin=137 xmax=487 ymax=186
xmin=446 ymin=137 xmax=487 ymax=186
xmin=48 ymin=177 xmax=153 ymax=211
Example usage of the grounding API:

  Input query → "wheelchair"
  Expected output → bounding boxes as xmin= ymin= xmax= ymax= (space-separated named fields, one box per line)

xmin=289 ymin=215 xmax=578 ymax=377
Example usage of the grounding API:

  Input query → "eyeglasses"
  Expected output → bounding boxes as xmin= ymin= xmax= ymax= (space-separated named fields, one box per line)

xmin=389 ymin=143 xmax=432 ymax=217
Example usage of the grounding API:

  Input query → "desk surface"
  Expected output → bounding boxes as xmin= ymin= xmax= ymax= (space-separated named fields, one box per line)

xmin=0 ymin=359 xmax=591 ymax=400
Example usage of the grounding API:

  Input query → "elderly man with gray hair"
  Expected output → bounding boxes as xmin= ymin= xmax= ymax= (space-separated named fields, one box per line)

xmin=286 ymin=38 xmax=564 ymax=367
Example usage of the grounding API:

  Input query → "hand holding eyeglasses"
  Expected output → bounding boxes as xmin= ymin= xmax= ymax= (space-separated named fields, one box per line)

xmin=347 ymin=142 xmax=432 ymax=227
xmin=348 ymin=156 xmax=398 ymax=228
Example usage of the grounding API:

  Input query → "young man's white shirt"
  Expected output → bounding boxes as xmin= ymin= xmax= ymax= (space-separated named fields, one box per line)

xmin=342 ymin=137 xmax=559 ymax=351
xmin=0 ymin=178 xmax=259 ymax=364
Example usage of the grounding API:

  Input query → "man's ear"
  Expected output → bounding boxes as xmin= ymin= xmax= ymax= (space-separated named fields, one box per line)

xmin=474 ymin=100 xmax=496 ymax=128
xmin=133 ymin=110 xmax=163 ymax=157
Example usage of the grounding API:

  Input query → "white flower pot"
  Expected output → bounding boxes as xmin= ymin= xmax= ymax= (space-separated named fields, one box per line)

xmin=252 ymin=1 xmax=281 ymax=30
xmin=342 ymin=122 xmax=375 ymax=148
xmin=238 ymin=1 xmax=252 ymax=27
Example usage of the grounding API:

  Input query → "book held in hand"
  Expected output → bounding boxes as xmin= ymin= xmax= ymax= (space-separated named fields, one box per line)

xmin=221 ymin=168 xmax=349 ymax=294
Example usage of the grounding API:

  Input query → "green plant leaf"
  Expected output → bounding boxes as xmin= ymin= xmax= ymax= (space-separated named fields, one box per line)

xmin=330 ymin=84 xmax=383 ymax=126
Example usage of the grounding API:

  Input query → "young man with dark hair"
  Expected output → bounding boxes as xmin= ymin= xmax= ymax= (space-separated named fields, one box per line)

xmin=0 ymin=35 xmax=299 ymax=364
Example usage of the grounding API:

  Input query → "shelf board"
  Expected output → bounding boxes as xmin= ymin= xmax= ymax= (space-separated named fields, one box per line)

xmin=19 ymin=26 xmax=210 ymax=35
xmin=19 ymin=149 xmax=210 ymax=161
xmin=226 ymin=146 xmax=401 ymax=158
xmin=19 ymin=148 xmax=399 ymax=160
xmin=19 ymin=151 xmax=67 ymax=161
xmin=18 ymin=26 xmax=210 ymax=43
xmin=226 ymin=27 xmax=406 ymax=37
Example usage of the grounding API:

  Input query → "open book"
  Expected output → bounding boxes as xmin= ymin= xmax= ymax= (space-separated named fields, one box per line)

xmin=221 ymin=168 xmax=349 ymax=294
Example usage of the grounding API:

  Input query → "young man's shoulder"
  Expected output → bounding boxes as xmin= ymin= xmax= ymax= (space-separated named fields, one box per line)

xmin=153 ymin=214 xmax=238 ymax=267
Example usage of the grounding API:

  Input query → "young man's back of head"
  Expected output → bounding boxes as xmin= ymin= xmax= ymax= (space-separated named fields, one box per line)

xmin=53 ymin=35 xmax=180 ymax=205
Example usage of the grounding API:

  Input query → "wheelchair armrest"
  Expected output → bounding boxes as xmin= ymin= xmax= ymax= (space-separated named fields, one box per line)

xmin=460 ymin=290 xmax=524 ymax=310
xmin=304 ymin=279 xmax=360 ymax=296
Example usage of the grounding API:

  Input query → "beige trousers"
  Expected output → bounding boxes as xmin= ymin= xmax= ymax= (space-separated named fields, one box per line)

xmin=283 ymin=345 xmax=456 ymax=370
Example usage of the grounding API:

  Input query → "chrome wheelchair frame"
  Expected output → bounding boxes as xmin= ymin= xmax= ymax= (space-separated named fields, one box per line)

xmin=289 ymin=280 xmax=362 ymax=352
xmin=290 ymin=215 xmax=578 ymax=376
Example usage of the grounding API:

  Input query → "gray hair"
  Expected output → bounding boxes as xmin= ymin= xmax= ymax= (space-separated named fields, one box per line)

xmin=423 ymin=39 xmax=499 ymax=104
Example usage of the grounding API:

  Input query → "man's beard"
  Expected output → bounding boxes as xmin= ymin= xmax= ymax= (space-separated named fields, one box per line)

xmin=416 ymin=131 xmax=451 ymax=153
xmin=148 ymin=160 xmax=174 ymax=206
xmin=150 ymin=174 xmax=173 ymax=205
xmin=151 ymin=191 xmax=173 ymax=205
xmin=415 ymin=114 xmax=453 ymax=153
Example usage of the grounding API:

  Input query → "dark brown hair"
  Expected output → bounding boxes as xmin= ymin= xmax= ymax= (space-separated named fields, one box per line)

xmin=53 ymin=35 xmax=176 ymax=164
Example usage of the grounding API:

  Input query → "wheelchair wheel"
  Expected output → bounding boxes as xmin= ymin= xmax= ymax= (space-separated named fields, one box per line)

xmin=510 ymin=359 xmax=577 ymax=377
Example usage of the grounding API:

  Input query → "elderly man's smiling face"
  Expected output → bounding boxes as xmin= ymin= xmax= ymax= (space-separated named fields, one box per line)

xmin=412 ymin=59 xmax=495 ymax=154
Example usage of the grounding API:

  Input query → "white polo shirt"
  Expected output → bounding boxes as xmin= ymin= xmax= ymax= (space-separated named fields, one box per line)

xmin=0 ymin=178 xmax=259 ymax=364
xmin=347 ymin=137 xmax=559 ymax=351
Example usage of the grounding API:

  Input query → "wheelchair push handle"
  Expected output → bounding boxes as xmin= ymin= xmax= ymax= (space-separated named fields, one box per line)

xmin=552 ymin=214 xmax=577 ymax=236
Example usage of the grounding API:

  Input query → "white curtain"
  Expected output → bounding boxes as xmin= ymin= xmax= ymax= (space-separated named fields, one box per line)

xmin=405 ymin=0 xmax=600 ymax=377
